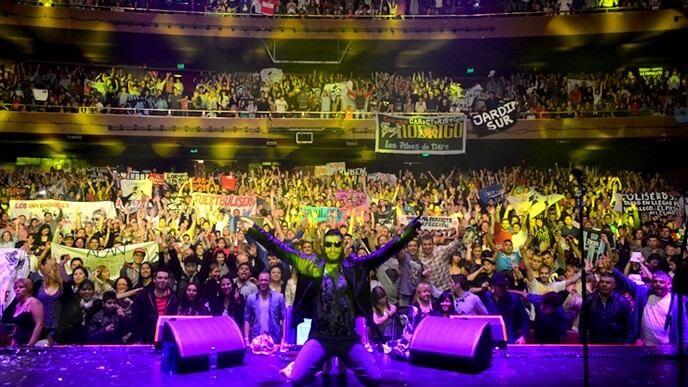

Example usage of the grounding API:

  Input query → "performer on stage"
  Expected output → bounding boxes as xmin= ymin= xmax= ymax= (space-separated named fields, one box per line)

xmin=242 ymin=216 xmax=422 ymax=386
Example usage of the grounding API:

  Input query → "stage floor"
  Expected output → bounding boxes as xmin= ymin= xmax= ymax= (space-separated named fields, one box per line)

xmin=0 ymin=345 xmax=685 ymax=386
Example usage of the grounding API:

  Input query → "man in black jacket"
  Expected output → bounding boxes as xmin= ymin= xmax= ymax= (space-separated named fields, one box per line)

xmin=243 ymin=216 xmax=421 ymax=386
xmin=132 ymin=269 xmax=179 ymax=344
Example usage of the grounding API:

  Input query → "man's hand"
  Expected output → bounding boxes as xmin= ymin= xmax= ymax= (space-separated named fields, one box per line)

xmin=515 ymin=336 xmax=527 ymax=345
xmin=239 ymin=217 xmax=255 ymax=231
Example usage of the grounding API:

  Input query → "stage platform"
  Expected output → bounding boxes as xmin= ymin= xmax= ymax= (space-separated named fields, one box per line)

xmin=0 ymin=345 xmax=685 ymax=386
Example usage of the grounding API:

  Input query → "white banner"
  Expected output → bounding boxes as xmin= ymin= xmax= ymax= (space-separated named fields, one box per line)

xmin=0 ymin=248 xmax=30 ymax=308
xmin=191 ymin=193 xmax=257 ymax=218
xmin=121 ymin=179 xmax=153 ymax=198
xmin=51 ymin=241 xmax=159 ymax=280
xmin=32 ymin=88 xmax=49 ymax=102
xmin=314 ymin=162 xmax=346 ymax=178
xmin=401 ymin=215 xmax=457 ymax=231
xmin=9 ymin=200 xmax=117 ymax=224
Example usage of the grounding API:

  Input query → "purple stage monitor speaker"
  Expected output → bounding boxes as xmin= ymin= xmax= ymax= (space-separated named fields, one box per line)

xmin=450 ymin=314 xmax=508 ymax=348
xmin=409 ymin=316 xmax=493 ymax=373
xmin=160 ymin=316 xmax=245 ymax=374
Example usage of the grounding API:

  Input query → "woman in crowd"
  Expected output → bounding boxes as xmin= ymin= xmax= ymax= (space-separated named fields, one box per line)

xmin=437 ymin=291 xmax=457 ymax=318
xmin=113 ymin=276 xmax=141 ymax=316
xmin=0 ymin=229 xmax=17 ymax=249
xmin=371 ymin=285 xmax=400 ymax=343
xmin=36 ymin=257 xmax=63 ymax=344
xmin=269 ymin=265 xmax=284 ymax=294
xmin=134 ymin=262 xmax=154 ymax=289
xmin=3 ymin=278 xmax=44 ymax=346
xmin=210 ymin=274 xmax=245 ymax=325
xmin=203 ymin=263 xmax=223 ymax=307
xmin=93 ymin=265 xmax=113 ymax=295
xmin=408 ymin=281 xmax=438 ymax=330
xmin=176 ymin=283 xmax=210 ymax=316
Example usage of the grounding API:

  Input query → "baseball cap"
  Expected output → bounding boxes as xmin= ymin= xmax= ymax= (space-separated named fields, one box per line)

xmin=133 ymin=247 xmax=146 ymax=256
xmin=491 ymin=272 xmax=509 ymax=287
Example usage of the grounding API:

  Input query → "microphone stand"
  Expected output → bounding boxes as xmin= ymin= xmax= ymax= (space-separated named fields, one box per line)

xmin=678 ymin=196 xmax=687 ymax=387
xmin=572 ymin=168 xmax=589 ymax=387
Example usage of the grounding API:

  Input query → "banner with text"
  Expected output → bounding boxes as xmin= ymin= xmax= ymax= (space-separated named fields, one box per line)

xmin=301 ymin=206 xmax=344 ymax=223
xmin=471 ymin=100 xmax=519 ymax=137
xmin=121 ymin=179 xmax=153 ymax=198
xmin=191 ymin=193 xmax=257 ymax=218
xmin=51 ymin=242 xmax=159 ymax=280
xmin=9 ymin=200 xmax=116 ymax=224
xmin=375 ymin=113 xmax=467 ymax=155
xmin=336 ymin=189 xmax=368 ymax=208
xmin=621 ymin=192 xmax=681 ymax=217
xmin=164 ymin=172 xmax=189 ymax=188
xmin=401 ymin=215 xmax=457 ymax=231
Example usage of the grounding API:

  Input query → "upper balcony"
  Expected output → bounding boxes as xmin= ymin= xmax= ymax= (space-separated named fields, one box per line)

xmin=2 ymin=2 xmax=687 ymax=71
xmin=2 ymin=2 xmax=686 ymax=41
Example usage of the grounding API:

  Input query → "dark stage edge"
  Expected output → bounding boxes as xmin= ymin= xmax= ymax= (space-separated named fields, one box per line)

xmin=0 ymin=345 xmax=685 ymax=386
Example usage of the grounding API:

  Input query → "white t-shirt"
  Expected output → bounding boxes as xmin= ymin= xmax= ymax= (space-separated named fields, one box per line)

xmin=641 ymin=294 xmax=671 ymax=345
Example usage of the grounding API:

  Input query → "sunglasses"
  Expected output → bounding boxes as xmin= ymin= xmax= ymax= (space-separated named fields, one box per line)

xmin=323 ymin=241 xmax=342 ymax=248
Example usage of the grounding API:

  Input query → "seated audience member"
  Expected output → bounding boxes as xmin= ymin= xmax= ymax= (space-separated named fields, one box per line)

xmin=88 ymin=291 xmax=133 ymax=344
xmin=371 ymin=286 xmax=401 ymax=343
xmin=132 ymin=269 xmax=179 ymax=344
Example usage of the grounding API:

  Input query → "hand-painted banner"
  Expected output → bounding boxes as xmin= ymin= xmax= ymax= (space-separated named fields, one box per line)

xmin=164 ymin=172 xmax=189 ymax=188
xmin=401 ymin=215 xmax=457 ymax=231
xmin=621 ymin=192 xmax=681 ymax=217
xmin=302 ymin=206 xmax=343 ymax=223
xmin=148 ymin=173 xmax=165 ymax=185
xmin=471 ymin=100 xmax=519 ymax=137
xmin=191 ymin=193 xmax=256 ymax=218
xmin=479 ymin=184 xmax=502 ymax=206
xmin=0 ymin=248 xmax=30 ymax=308
xmin=51 ymin=242 xmax=159 ymax=280
xmin=367 ymin=173 xmax=397 ymax=186
xmin=314 ymin=162 xmax=346 ymax=178
xmin=9 ymin=200 xmax=116 ymax=223
xmin=336 ymin=190 xmax=368 ymax=208
xmin=121 ymin=179 xmax=153 ymax=198
xmin=375 ymin=113 xmax=467 ymax=155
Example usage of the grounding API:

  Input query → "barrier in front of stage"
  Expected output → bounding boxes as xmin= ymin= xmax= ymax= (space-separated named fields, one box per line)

xmin=160 ymin=316 xmax=245 ymax=374
xmin=409 ymin=316 xmax=493 ymax=373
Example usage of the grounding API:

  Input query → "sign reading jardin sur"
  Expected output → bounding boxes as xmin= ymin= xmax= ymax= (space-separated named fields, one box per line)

xmin=375 ymin=113 xmax=467 ymax=155
xmin=471 ymin=100 xmax=519 ymax=136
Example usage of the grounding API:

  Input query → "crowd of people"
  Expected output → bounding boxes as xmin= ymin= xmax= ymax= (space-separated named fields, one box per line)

xmin=14 ymin=0 xmax=688 ymax=17
xmin=1 ymin=61 xmax=686 ymax=119
xmin=0 ymin=162 xmax=686 ymax=349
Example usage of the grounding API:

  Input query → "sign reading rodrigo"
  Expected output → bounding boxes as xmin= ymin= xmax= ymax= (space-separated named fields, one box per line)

xmin=471 ymin=100 xmax=519 ymax=136
xmin=375 ymin=113 xmax=467 ymax=155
